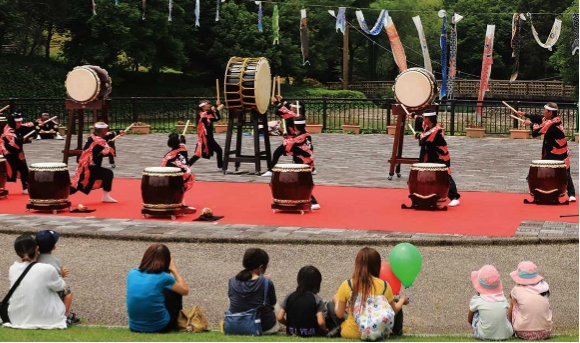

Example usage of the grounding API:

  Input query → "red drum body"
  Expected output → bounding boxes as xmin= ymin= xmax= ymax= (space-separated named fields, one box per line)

xmin=408 ymin=163 xmax=449 ymax=200
xmin=141 ymin=167 xmax=184 ymax=212
xmin=527 ymin=160 xmax=567 ymax=198
xmin=270 ymin=164 xmax=313 ymax=212
xmin=28 ymin=163 xmax=71 ymax=210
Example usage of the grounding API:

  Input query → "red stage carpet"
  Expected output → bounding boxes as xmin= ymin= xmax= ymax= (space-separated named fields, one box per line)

xmin=1 ymin=180 xmax=578 ymax=237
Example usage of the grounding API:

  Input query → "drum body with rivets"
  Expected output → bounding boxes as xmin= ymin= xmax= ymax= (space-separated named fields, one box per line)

xmin=408 ymin=163 xmax=449 ymax=201
xmin=65 ymin=65 xmax=112 ymax=104
xmin=141 ymin=167 xmax=185 ymax=211
xmin=224 ymin=57 xmax=272 ymax=114
xmin=528 ymin=160 xmax=567 ymax=197
xmin=28 ymin=163 xmax=70 ymax=207
xmin=270 ymin=164 xmax=314 ymax=207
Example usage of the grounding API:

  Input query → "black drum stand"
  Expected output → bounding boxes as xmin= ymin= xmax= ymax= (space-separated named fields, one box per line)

xmin=26 ymin=201 xmax=72 ymax=214
xmin=0 ymin=189 xmax=8 ymax=199
xmin=223 ymin=109 xmax=272 ymax=174
xmin=524 ymin=190 xmax=569 ymax=205
xmin=401 ymin=194 xmax=447 ymax=211
xmin=271 ymin=202 xmax=312 ymax=215
xmin=141 ymin=207 xmax=185 ymax=221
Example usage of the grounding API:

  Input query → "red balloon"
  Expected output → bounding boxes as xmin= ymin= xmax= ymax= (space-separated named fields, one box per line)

xmin=379 ymin=262 xmax=401 ymax=295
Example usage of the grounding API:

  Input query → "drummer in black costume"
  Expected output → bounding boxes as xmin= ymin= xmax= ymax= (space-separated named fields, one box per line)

xmin=415 ymin=111 xmax=461 ymax=207
xmin=188 ymin=99 xmax=224 ymax=171
xmin=1 ymin=112 xmax=32 ymax=194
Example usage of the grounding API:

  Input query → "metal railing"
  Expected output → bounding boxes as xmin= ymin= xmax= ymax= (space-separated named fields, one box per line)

xmin=1 ymin=97 xmax=577 ymax=136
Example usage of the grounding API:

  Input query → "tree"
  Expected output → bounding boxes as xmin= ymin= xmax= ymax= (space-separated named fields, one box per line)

xmin=549 ymin=0 xmax=579 ymax=93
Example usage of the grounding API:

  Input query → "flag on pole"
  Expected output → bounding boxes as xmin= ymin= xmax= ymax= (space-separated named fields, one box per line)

xmin=384 ymin=14 xmax=407 ymax=72
xmin=195 ymin=0 xmax=200 ymax=27
xmin=273 ymin=5 xmax=280 ymax=44
xmin=300 ymin=9 xmax=310 ymax=65
xmin=447 ymin=13 xmax=463 ymax=98
xmin=476 ymin=25 xmax=496 ymax=122
xmin=168 ymin=0 xmax=173 ymax=21
xmin=439 ymin=11 xmax=448 ymax=99
xmin=256 ymin=1 xmax=263 ymax=32
xmin=412 ymin=16 xmax=432 ymax=72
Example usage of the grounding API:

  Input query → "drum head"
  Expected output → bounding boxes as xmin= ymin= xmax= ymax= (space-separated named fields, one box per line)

xmin=66 ymin=67 xmax=99 ymax=103
xmin=272 ymin=164 xmax=311 ymax=172
xmin=254 ymin=58 xmax=271 ymax=115
xmin=143 ymin=167 xmax=182 ymax=173
xmin=394 ymin=68 xmax=436 ymax=109
xmin=531 ymin=160 xmax=566 ymax=167
xmin=412 ymin=163 xmax=447 ymax=168
xmin=30 ymin=163 xmax=67 ymax=168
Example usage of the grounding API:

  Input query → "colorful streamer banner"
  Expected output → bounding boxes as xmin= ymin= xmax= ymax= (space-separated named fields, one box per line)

xmin=510 ymin=13 xmax=524 ymax=81
xmin=355 ymin=10 xmax=388 ymax=36
xmin=412 ymin=16 xmax=432 ymax=72
xmin=195 ymin=0 xmax=200 ymax=27
xmin=327 ymin=8 xmax=347 ymax=34
xmin=528 ymin=14 xmax=561 ymax=51
xmin=272 ymin=5 xmax=280 ymax=45
xmin=168 ymin=0 xmax=173 ymax=21
xmin=256 ymin=1 xmax=263 ymax=32
xmin=92 ymin=0 xmax=97 ymax=15
xmin=384 ymin=14 xmax=408 ymax=72
xmin=300 ymin=9 xmax=310 ymax=65
xmin=477 ymin=25 xmax=496 ymax=121
xmin=573 ymin=13 xmax=579 ymax=55
xmin=142 ymin=0 xmax=146 ymax=20
xmin=439 ymin=11 xmax=448 ymax=99
xmin=447 ymin=13 xmax=463 ymax=99
xmin=115 ymin=0 xmax=119 ymax=5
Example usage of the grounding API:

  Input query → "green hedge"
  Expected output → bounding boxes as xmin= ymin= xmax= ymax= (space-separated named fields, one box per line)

xmin=0 ymin=56 xmax=67 ymax=98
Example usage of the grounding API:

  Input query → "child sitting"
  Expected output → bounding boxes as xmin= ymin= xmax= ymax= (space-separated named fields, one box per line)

xmin=468 ymin=265 xmax=513 ymax=340
xmin=508 ymin=261 xmax=552 ymax=340
xmin=277 ymin=266 xmax=327 ymax=337
xmin=35 ymin=230 xmax=80 ymax=326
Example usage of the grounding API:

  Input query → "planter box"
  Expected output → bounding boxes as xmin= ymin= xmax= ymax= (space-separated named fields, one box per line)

xmin=465 ymin=127 xmax=485 ymax=138
xmin=306 ymin=124 xmax=323 ymax=134
xmin=176 ymin=124 xmax=195 ymax=134
xmin=58 ymin=127 xmax=66 ymax=136
xmin=132 ymin=125 xmax=151 ymax=134
xmin=214 ymin=124 xmax=228 ymax=133
xmin=510 ymin=129 xmax=530 ymax=139
xmin=575 ymin=132 xmax=579 ymax=142
xmin=342 ymin=124 xmax=360 ymax=134
xmin=387 ymin=125 xmax=397 ymax=135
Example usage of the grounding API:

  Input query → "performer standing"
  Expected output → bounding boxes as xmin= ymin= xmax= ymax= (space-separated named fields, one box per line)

xmin=517 ymin=102 xmax=576 ymax=202
xmin=70 ymin=122 xmax=124 ymax=203
xmin=35 ymin=110 xmax=64 ymax=140
xmin=161 ymin=133 xmax=195 ymax=211
xmin=415 ymin=111 xmax=461 ymax=207
xmin=1 ymin=113 xmax=31 ymax=194
xmin=188 ymin=99 xmax=224 ymax=171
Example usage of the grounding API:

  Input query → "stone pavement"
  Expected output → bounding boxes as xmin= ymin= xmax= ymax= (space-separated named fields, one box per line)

xmin=2 ymin=133 xmax=578 ymax=242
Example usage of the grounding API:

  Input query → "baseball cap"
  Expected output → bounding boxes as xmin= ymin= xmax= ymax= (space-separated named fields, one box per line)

xmin=35 ymin=230 xmax=59 ymax=253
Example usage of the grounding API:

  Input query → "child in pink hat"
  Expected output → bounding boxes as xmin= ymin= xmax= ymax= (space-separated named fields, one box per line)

xmin=467 ymin=265 xmax=514 ymax=340
xmin=508 ymin=261 xmax=552 ymax=340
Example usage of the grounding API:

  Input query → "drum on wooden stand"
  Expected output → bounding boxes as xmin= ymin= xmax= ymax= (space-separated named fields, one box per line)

xmin=270 ymin=164 xmax=314 ymax=214
xmin=224 ymin=57 xmax=272 ymax=115
xmin=0 ymin=155 xmax=8 ymax=199
xmin=392 ymin=68 xmax=438 ymax=112
xmin=141 ymin=167 xmax=185 ymax=219
xmin=402 ymin=163 xmax=449 ymax=211
xmin=525 ymin=160 xmax=568 ymax=205
xmin=26 ymin=163 xmax=71 ymax=213
xmin=65 ymin=65 xmax=112 ymax=104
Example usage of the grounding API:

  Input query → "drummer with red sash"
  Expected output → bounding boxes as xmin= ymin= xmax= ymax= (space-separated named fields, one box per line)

xmin=162 ymin=133 xmax=195 ymax=212
xmin=70 ymin=122 xmax=124 ymax=203
xmin=415 ymin=111 xmax=461 ymax=207
xmin=188 ymin=99 xmax=224 ymax=171
xmin=1 ymin=112 xmax=32 ymax=194
xmin=516 ymin=102 xmax=576 ymax=202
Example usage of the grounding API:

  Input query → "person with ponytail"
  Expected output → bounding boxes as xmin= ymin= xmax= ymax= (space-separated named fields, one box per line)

xmin=227 ymin=248 xmax=279 ymax=334
xmin=3 ymin=235 xmax=67 ymax=329
xmin=327 ymin=247 xmax=408 ymax=339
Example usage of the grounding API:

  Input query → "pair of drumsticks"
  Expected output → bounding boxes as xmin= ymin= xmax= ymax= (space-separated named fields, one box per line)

xmin=501 ymin=101 xmax=527 ymax=124
xmin=270 ymin=76 xmax=294 ymax=135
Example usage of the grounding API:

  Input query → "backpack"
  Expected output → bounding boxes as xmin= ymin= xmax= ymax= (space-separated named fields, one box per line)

xmin=177 ymin=306 xmax=208 ymax=333
xmin=223 ymin=277 xmax=269 ymax=336
xmin=348 ymin=279 xmax=395 ymax=341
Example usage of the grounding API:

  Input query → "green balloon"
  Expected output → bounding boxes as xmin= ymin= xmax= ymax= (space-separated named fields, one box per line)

xmin=388 ymin=243 xmax=422 ymax=288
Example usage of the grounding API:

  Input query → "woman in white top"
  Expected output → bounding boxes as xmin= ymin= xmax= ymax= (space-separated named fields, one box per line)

xmin=2 ymin=235 xmax=67 ymax=329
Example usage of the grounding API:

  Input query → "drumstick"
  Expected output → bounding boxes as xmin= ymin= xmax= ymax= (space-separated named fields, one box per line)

xmin=398 ymin=104 xmax=417 ymax=135
xmin=23 ymin=116 xmax=58 ymax=139
xmin=502 ymin=101 xmax=518 ymax=113
xmin=110 ymin=122 xmax=136 ymax=142
xmin=271 ymin=77 xmax=276 ymax=99
xmin=277 ymin=76 xmax=281 ymax=96
xmin=0 ymin=105 xmax=10 ymax=113
xmin=182 ymin=120 xmax=190 ymax=135
xmin=510 ymin=114 xmax=526 ymax=123
xmin=215 ymin=79 xmax=220 ymax=102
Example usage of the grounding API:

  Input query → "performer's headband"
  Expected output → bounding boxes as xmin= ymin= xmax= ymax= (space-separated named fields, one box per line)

xmin=199 ymin=102 xmax=208 ymax=108
xmin=14 ymin=118 xmax=23 ymax=122
xmin=544 ymin=104 xmax=558 ymax=111
xmin=423 ymin=111 xmax=437 ymax=117
xmin=294 ymin=120 xmax=306 ymax=124
xmin=41 ymin=112 xmax=49 ymax=116
xmin=290 ymin=104 xmax=301 ymax=108
xmin=94 ymin=122 xmax=108 ymax=129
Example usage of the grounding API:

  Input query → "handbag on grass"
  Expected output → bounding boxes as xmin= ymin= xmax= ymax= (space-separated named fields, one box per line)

xmin=223 ymin=276 xmax=269 ymax=336
xmin=0 ymin=262 xmax=37 ymax=324
xmin=177 ymin=306 xmax=208 ymax=333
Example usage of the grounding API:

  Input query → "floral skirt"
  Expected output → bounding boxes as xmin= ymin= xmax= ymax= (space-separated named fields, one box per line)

xmin=511 ymin=303 xmax=551 ymax=340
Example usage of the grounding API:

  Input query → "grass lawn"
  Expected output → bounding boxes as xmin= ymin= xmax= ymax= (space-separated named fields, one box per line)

xmin=0 ymin=327 xmax=578 ymax=342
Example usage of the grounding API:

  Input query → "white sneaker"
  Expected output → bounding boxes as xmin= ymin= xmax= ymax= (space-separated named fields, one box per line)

xmin=56 ymin=135 xmax=64 ymax=140
xmin=448 ymin=199 xmax=460 ymax=207
xmin=311 ymin=203 xmax=321 ymax=210
xmin=570 ymin=196 xmax=576 ymax=202
xmin=215 ymin=168 xmax=223 ymax=172
xmin=110 ymin=164 xmax=116 ymax=168
xmin=102 ymin=195 xmax=118 ymax=203
xmin=261 ymin=171 xmax=273 ymax=177
xmin=36 ymin=135 xmax=41 ymax=140
xmin=312 ymin=170 xmax=317 ymax=175
xmin=22 ymin=189 xmax=29 ymax=195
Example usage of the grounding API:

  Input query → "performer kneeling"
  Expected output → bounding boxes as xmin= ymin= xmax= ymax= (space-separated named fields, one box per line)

xmin=517 ymin=102 xmax=576 ymax=202
xmin=415 ymin=111 xmax=461 ymax=207
xmin=70 ymin=122 xmax=124 ymax=203
xmin=35 ymin=110 xmax=64 ymax=140
xmin=188 ymin=99 xmax=224 ymax=171
xmin=162 ymin=133 xmax=195 ymax=211
xmin=1 ymin=112 xmax=31 ymax=194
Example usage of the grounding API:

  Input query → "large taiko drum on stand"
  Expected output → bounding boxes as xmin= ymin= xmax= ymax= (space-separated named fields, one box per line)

xmin=402 ymin=163 xmax=449 ymax=211
xmin=525 ymin=160 xmax=568 ymax=205
xmin=141 ymin=167 xmax=185 ymax=219
xmin=0 ymin=155 xmax=8 ymax=199
xmin=393 ymin=68 xmax=438 ymax=111
xmin=65 ymin=65 xmax=112 ymax=104
xmin=224 ymin=57 xmax=272 ymax=115
xmin=270 ymin=164 xmax=314 ymax=214
xmin=26 ymin=163 xmax=71 ymax=213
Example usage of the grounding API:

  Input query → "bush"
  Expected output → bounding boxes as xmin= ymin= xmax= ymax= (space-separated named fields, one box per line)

xmin=0 ymin=55 xmax=67 ymax=98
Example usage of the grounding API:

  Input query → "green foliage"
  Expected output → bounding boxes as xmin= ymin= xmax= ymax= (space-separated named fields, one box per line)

xmin=0 ymin=55 xmax=66 ymax=98
xmin=549 ymin=0 xmax=579 ymax=94
xmin=287 ymin=87 xmax=366 ymax=99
